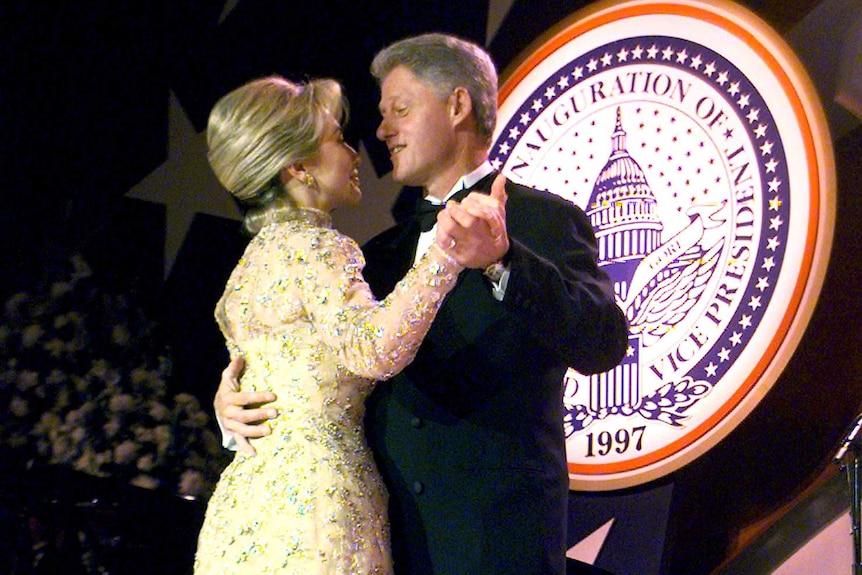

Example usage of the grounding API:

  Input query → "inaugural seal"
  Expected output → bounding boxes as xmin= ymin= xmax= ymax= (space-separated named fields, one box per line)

xmin=492 ymin=0 xmax=835 ymax=489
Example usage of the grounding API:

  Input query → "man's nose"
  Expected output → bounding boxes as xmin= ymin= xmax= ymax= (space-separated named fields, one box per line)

xmin=376 ymin=118 xmax=391 ymax=141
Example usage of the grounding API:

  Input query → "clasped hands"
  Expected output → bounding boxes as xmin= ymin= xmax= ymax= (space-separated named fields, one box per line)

xmin=435 ymin=173 xmax=509 ymax=269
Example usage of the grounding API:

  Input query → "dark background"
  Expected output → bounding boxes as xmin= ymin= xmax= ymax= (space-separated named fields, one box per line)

xmin=2 ymin=1 xmax=860 ymax=573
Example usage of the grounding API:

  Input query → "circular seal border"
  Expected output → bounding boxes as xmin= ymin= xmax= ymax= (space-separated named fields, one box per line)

xmin=493 ymin=0 xmax=836 ymax=490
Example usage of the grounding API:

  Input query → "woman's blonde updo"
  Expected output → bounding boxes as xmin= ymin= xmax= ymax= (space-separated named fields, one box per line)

xmin=206 ymin=75 xmax=348 ymax=234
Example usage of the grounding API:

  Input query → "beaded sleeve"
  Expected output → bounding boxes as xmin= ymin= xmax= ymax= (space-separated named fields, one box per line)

xmin=296 ymin=228 xmax=462 ymax=380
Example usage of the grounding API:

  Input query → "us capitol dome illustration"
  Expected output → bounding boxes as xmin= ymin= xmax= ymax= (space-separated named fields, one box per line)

xmin=587 ymin=107 xmax=663 ymax=306
xmin=577 ymin=106 xmax=659 ymax=416
xmin=571 ymin=106 xmax=722 ymax=421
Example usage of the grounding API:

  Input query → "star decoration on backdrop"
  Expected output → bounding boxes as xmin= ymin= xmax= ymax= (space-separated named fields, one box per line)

xmin=125 ymin=91 xmax=241 ymax=279
xmin=124 ymin=87 xmax=405 ymax=279
xmin=124 ymin=0 xmax=246 ymax=280
xmin=218 ymin=0 xmax=241 ymax=24
xmin=567 ymin=518 xmax=615 ymax=564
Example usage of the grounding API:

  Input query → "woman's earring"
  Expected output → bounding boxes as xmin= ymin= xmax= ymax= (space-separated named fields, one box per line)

xmin=304 ymin=174 xmax=317 ymax=189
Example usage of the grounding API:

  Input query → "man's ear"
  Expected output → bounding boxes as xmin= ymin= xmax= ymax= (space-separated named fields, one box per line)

xmin=449 ymin=87 xmax=473 ymax=127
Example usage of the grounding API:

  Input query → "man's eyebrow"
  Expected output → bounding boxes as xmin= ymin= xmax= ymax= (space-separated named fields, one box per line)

xmin=378 ymin=97 xmax=401 ymax=113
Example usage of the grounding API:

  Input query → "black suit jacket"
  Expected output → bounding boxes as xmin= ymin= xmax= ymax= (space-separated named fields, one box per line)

xmin=361 ymin=173 xmax=628 ymax=575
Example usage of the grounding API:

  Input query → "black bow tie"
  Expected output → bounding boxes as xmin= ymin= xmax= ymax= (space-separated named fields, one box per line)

xmin=413 ymin=187 xmax=472 ymax=232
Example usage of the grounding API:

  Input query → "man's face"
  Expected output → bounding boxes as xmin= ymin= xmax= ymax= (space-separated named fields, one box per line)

xmin=376 ymin=66 xmax=456 ymax=191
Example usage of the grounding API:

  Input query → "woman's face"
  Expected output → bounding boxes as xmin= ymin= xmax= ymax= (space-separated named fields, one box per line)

xmin=306 ymin=118 xmax=362 ymax=211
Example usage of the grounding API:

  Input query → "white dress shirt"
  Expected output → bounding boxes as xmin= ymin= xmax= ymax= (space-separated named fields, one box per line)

xmin=414 ymin=162 xmax=509 ymax=300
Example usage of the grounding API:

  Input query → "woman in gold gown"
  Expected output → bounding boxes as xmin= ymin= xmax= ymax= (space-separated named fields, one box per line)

xmin=193 ymin=76 xmax=463 ymax=574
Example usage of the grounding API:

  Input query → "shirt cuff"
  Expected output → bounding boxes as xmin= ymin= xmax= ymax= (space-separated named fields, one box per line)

xmin=483 ymin=261 xmax=510 ymax=301
xmin=215 ymin=411 xmax=239 ymax=451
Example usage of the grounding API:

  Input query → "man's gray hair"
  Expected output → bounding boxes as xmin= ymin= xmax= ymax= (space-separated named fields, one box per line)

xmin=371 ymin=33 xmax=498 ymax=145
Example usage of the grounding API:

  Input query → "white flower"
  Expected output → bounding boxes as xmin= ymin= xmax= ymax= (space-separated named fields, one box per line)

xmin=53 ymin=312 xmax=72 ymax=330
xmin=70 ymin=253 xmax=92 ymax=280
xmin=4 ymin=292 xmax=29 ymax=318
xmin=9 ymin=396 xmax=29 ymax=418
xmin=50 ymin=281 xmax=73 ymax=299
xmin=130 ymin=475 xmax=159 ymax=490
xmin=33 ymin=410 xmax=58 ymax=428
xmin=189 ymin=411 xmax=209 ymax=429
xmin=137 ymin=453 xmax=156 ymax=472
xmin=130 ymin=366 xmax=148 ymax=384
xmin=97 ymin=366 xmax=122 ymax=388
xmin=43 ymin=338 xmax=66 ymax=358
xmin=90 ymin=360 xmax=122 ymax=390
xmin=200 ymin=429 xmax=220 ymax=453
xmin=133 ymin=424 xmax=155 ymax=444
xmin=111 ymin=324 xmax=130 ymax=346
xmin=74 ymin=446 xmax=107 ymax=476
xmin=20 ymin=324 xmax=44 ymax=348
xmin=7 ymin=433 xmax=28 ymax=448
xmin=95 ymin=450 xmax=111 ymax=469
xmin=16 ymin=370 xmax=39 ymax=391
xmin=65 ymin=403 xmax=95 ymax=426
xmin=51 ymin=433 xmax=75 ymax=464
xmin=72 ymin=374 xmax=90 ymax=394
xmin=131 ymin=367 xmax=168 ymax=398
xmin=114 ymin=440 xmax=139 ymax=465
xmin=103 ymin=418 xmax=122 ymax=439
xmin=36 ymin=438 xmax=51 ymax=457
xmin=148 ymin=401 xmax=170 ymax=422
xmin=46 ymin=369 xmax=67 ymax=385
xmin=69 ymin=425 xmax=87 ymax=446
xmin=178 ymin=469 xmax=206 ymax=498
xmin=65 ymin=311 xmax=84 ymax=324
xmin=74 ymin=447 xmax=96 ymax=473
xmin=174 ymin=393 xmax=211 ymax=429
xmin=154 ymin=424 xmax=172 ymax=456
xmin=52 ymin=386 xmax=70 ymax=409
xmin=174 ymin=393 xmax=199 ymax=409
xmin=91 ymin=359 xmax=111 ymax=379
xmin=66 ymin=336 xmax=85 ymax=354
xmin=108 ymin=393 xmax=136 ymax=414
xmin=184 ymin=452 xmax=208 ymax=469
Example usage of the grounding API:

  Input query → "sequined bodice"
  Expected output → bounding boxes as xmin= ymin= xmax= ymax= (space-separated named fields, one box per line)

xmin=194 ymin=209 xmax=461 ymax=575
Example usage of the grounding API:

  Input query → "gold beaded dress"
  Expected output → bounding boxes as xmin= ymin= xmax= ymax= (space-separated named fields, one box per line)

xmin=194 ymin=208 xmax=461 ymax=575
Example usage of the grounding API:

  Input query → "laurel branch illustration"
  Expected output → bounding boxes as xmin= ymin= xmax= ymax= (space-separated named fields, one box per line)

xmin=564 ymin=376 xmax=714 ymax=436
xmin=636 ymin=377 xmax=713 ymax=426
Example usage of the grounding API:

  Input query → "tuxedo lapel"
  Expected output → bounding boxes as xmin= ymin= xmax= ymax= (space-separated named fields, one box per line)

xmin=362 ymin=170 xmax=500 ymax=300
xmin=362 ymin=219 xmax=421 ymax=300
xmin=467 ymin=171 xmax=498 ymax=194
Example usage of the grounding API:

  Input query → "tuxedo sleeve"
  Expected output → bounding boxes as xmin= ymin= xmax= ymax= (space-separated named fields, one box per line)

xmin=502 ymin=185 xmax=629 ymax=375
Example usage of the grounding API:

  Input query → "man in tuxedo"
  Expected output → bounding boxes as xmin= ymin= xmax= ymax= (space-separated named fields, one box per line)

xmin=215 ymin=33 xmax=628 ymax=575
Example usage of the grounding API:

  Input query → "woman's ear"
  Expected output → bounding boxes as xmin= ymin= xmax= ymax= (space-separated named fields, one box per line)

xmin=283 ymin=162 xmax=318 ymax=193
xmin=282 ymin=163 xmax=306 ymax=184
xmin=449 ymin=87 xmax=473 ymax=127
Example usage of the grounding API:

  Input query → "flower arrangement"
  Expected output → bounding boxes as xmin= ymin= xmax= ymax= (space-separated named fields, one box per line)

xmin=0 ymin=253 xmax=230 ymax=499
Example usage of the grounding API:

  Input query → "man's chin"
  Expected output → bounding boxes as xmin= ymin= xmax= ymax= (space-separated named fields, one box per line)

xmin=392 ymin=168 xmax=420 ymax=187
